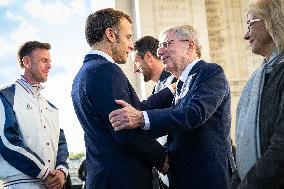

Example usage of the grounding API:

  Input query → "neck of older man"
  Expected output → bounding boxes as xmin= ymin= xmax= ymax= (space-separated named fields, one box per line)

xmin=175 ymin=54 xmax=199 ymax=78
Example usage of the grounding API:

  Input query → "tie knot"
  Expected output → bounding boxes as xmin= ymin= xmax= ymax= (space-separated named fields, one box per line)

xmin=177 ymin=80 xmax=184 ymax=95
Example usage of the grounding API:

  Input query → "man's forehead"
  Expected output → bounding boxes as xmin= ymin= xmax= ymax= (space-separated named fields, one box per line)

xmin=159 ymin=31 xmax=175 ymax=41
xmin=134 ymin=51 xmax=142 ymax=59
xmin=120 ymin=18 xmax=132 ymax=30
xmin=30 ymin=48 xmax=50 ymax=56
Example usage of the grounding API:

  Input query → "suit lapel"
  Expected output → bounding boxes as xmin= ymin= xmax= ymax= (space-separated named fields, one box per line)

xmin=185 ymin=60 xmax=204 ymax=91
xmin=173 ymin=60 xmax=205 ymax=106
xmin=187 ymin=60 xmax=204 ymax=77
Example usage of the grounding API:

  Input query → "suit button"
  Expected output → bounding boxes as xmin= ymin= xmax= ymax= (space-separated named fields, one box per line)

xmin=47 ymin=142 xmax=50 ymax=145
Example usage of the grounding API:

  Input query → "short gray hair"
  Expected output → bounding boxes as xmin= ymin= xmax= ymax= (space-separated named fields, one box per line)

xmin=159 ymin=24 xmax=202 ymax=57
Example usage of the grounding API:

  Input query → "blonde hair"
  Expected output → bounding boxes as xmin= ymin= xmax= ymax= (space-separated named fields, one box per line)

xmin=249 ymin=0 xmax=284 ymax=52
xmin=159 ymin=24 xmax=202 ymax=58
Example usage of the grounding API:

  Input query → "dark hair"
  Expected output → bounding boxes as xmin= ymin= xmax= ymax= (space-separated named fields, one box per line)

xmin=17 ymin=41 xmax=51 ymax=68
xmin=85 ymin=8 xmax=132 ymax=47
xmin=134 ymin=36 xmax=160 ymax=59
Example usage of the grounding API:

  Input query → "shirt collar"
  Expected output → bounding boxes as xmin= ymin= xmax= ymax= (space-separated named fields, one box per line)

xmin=16 ymin=75 xmax=43 ymax=96
xmin=159 ymin=70 xmax=172 ymax=82
xmin=88 ymin=50 xmax=115 ymax=63
xmin=179 ymin=59 xmax=200 ymax=82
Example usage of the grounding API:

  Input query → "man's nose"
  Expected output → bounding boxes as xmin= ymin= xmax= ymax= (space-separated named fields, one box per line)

xmin=244 ymin=31 xmax=250 ymax=40
xmin=47 ymin=60 xmax=51 ymax=69
xmin=157 ymin=47 xmax=164 ymax=59
xmin=133 ymin=63 xmax=140 ymax=73
xmin=129 ymin=42 xmax=134 ymax=51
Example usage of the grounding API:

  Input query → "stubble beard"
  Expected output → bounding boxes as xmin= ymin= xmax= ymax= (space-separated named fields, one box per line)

xmin=112 ymin=42 xmax=127 ymax=64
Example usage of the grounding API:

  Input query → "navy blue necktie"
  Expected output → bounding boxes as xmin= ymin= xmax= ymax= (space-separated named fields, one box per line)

xmin=176 ymin=80 xmax=184 ymax=95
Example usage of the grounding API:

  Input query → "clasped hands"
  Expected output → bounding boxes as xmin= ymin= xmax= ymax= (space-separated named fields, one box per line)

xmin=44 ymin=169 xmax=65 ymax=189
xmin=109 ymin=100 xmax=169 ymax=174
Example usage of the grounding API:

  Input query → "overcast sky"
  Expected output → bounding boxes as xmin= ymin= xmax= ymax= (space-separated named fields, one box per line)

xmin=0 ymin=0 xmax=115 ymax=153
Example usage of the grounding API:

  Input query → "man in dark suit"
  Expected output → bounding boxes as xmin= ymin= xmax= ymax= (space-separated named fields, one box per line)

xmin=110 ymin=24 xmax=235 ymax=189
xmin=71 ymin=8 xmax=173 ymax=189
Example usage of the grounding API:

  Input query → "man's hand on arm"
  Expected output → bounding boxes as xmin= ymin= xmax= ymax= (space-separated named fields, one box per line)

xmin=109 ymin=100 xmax=145 ymax=131
xmin=44 ymin=170 xmax=65 ymax=189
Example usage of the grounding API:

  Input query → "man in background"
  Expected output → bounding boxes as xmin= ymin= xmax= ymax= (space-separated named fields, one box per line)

xmin=133 ymin=35 xmax=176 ymax=188
xmin=134 ymin=36 xmax=176 ymax=95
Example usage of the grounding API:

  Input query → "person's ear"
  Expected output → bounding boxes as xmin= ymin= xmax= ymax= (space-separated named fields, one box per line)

xmin=22 ymin=56 xmax=30 ymax=68
xmin=187 ymin=41 xmax=196 ymax=54
xmin=105 ymin=28 xmax=117 ymax=43
xmin=144 ymin=51 xmax=152 ymax=61
xmin=189 ymin=41 xmax=196 ymax=49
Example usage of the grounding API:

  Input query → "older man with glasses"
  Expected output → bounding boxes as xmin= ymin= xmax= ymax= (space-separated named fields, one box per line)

xmin=235 ymin=0 xmax=284 ymax=188
xmin=109 ymin=24 xmax=235 ymax=189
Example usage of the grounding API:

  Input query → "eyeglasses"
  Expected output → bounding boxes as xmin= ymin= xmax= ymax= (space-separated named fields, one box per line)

xmin=158 ymin=39 xmax=190 ymax=49
xmin=247 ymin=18 xmax=263 ymax=32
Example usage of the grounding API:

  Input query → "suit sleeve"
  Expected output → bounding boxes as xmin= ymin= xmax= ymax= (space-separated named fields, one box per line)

xmin=147 ymin=65 xmax=229 ymax=137
xmin=141 ymin=87 xmax=174 ymax=110
xmin=87 ymin=63 xmax=166 ymax=169
xmin=0 ymin=96 xmax=50 ymax=180
xmin=55 ymin=129 xmax=69 ymax=176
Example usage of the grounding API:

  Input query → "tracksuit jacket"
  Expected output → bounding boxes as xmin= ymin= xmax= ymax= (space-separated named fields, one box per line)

xmin=0 ymin=77 xmax=68 ymax=187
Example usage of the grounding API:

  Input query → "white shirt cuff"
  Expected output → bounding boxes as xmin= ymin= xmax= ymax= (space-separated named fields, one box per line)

xmin=142 ymin=111 xmax=150 ymax=130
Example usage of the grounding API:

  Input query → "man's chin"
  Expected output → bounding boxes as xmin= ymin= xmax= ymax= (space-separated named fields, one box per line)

xmin=164 ymin=67 xmax=171 ymax=72
xmin=41 ymin=78 xmax=48 ymax=83
xmin=115 ymin=59 xmax=127 ymax=64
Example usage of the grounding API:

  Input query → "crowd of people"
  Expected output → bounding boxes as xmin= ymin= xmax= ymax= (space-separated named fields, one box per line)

xmin=0 ymin=0 xmax=284 ymax=188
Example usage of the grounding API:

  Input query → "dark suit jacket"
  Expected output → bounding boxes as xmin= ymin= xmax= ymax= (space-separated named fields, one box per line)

xmin=152 ymin=70 xmax=177 ymax=95
xmin=147 ymin=60 xmax=233 ymax=189
xmin=71 ymin=54 xmax=173 ymax=189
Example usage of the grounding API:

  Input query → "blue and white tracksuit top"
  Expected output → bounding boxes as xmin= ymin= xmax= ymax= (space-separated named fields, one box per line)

xmin=0 ymin=76 xmax=69 ymax=185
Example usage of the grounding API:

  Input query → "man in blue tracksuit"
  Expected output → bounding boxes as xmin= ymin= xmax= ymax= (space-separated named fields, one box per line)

xmin=0 ymin=41 xmax=69 ymax=189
